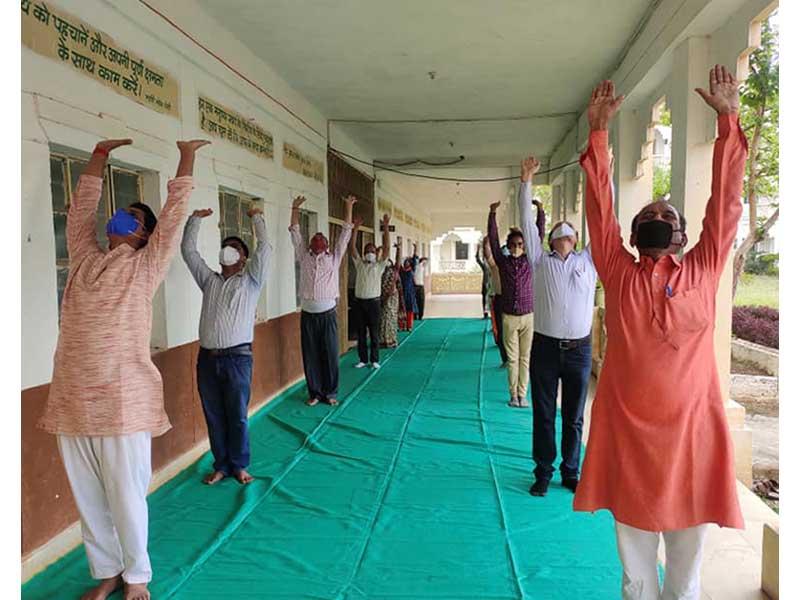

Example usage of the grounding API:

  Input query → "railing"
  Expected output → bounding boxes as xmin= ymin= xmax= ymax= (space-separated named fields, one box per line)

xmin=437 ymin=260 xmax=471 ymax=272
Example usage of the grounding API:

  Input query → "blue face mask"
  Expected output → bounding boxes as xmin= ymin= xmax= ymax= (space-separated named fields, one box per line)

xmin=106 ymin=209 xmax=141 ymax=237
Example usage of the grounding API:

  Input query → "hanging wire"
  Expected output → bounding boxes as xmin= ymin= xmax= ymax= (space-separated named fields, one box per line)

xmin=328 ymin=147 xmax=580 ymax=183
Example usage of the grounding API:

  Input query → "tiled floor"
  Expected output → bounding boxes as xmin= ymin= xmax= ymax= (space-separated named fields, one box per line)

xmin=425 ymin=293 xmax=484 ymax=319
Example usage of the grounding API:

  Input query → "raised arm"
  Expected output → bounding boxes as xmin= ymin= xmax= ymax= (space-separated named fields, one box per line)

xmin=517 ymin=156 xmax=544 ymax=268
xmin=289 ymin=195 xmax=307 ymax=255
xmin=333 ymin=195 xmax=356 ymax=264
xmin=181 ymin=209 xmax=215 ymax=290
xmin=68 ymin=139 xmax=131 ymax=260
xmin=379 ymin=214 xmax=391 ymax=261
xmin=581 ymin=80 xmax=633 ymax=281
xmin=394 ymin=236 xmax=402 ymax=267
xmin=483 ymin=236 xmax=497 ymax=268
xmin=475 ymin=242 xmax=486 ymax=268
xmin=245 ymin=207 xmax=273 ymax=287
xmin=487 ymin=202 xmax=504 ymax=265
xmin=685 ymin=65 xmax=748 ymax=276
xmin=350 ymin=216 xmax=363 ymax=261
xmin=144 ymin=140 xmax=209 ymax=286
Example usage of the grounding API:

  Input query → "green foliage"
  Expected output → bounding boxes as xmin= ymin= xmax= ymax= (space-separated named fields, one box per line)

xmin=744 ymin=251 xmax=779 ymax=276
xmin=734 ymin=273 xmax=779 ymax=309
xmin=741 ymin=13 xmax=779 ymax=202
xmin=658 ymin=107 xmax=672 ymax=126
xmin=533 ymin=185 xmax=553 ymax=221
xmin=653 ymin=164 xmax=671 ymax=200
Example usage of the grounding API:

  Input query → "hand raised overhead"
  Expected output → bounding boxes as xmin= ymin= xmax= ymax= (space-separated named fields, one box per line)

xmin=96 ymin=139 xmax=133 ymax=153
xmin=587 ymin=80 xmax=625 ymax=131
xmin=192 ymin=208 xmax=214 ymax=218
xmin=520 ymin=156 xmax=541 ymax=182
xmin=695 ymin=64 xmax=739 ymax=115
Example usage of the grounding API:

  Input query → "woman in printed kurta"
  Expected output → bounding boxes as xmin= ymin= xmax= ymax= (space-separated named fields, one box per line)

xmin=379 ymin=262 xmax=400 ymax=347
xmin=399 ymin=257 xmax=418 ymax=330
xmin=573 ymin=70 xmax=746 ymax=598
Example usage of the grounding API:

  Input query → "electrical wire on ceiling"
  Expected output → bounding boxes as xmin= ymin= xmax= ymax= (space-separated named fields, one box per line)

xmin=375 ymin=156 xmax=466 ymax=167
xmin=328 ymin=147 xmax=580 ymax=183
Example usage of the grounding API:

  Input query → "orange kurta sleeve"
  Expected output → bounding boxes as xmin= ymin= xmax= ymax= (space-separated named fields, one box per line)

xmin=580 ymin=130 xmax=634 ymax=283
xmin=684 ymin=113 xmax=748 ymax=277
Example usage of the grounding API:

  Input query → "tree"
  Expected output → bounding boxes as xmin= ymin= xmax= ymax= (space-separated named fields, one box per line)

xmin=653 ymin=164 xmax=671 ymax=200
xmin=732 ymin=12 xmax=779 ymax=299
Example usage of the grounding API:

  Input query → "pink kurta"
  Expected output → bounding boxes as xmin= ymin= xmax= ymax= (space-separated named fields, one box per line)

xmin=573 ymin=114 xmax=747 ymax=531
xmin=39 ymin=174 xmax=195 ymax=437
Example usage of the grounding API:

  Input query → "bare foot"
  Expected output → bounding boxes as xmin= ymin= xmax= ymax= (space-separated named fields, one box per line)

xmin=203 ymin=470 xmax=226 ymax=485
xmin=80 ymin=575 xmax=122 ymax=600
xmin=323 ymin=397 xmax=339 ymax=406
xmin=235 ymin=469 xmax=254 ymax=485
xmin=123 ymin=582 xmax=151 ymax=600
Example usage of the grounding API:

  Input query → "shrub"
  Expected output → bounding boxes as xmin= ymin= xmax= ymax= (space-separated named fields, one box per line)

xmin=732 ymin=305 xmax=779 ymax=349
xmin=745 ymin=251 xmax=779 ymax=276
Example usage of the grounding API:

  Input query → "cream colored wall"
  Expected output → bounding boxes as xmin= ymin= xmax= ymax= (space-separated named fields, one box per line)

xmin=21 ymin=0 xmax=377 ymax=389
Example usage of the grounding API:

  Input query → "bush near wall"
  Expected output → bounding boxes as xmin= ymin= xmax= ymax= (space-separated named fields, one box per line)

xmin=732 ymin=305 xmax=779 ymax=349
xmin=745 ymin=251 xmax=779 ymax=276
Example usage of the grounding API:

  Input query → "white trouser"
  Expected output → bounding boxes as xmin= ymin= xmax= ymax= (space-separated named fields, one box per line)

xmin=57 ymin=432 xmax=153 ymax=584
xmin=615 ymin=521 xmax=709 ymax=600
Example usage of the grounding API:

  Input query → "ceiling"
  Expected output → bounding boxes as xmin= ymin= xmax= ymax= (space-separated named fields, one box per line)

xmin=196 ymin=0 xmax=657 ymax=167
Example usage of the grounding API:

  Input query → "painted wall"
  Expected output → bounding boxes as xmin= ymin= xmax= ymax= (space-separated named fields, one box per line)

xmin=21 ymin=0 xmax=378 ymax=560
xmin=21 ymin=0 xmax=380 ymax=389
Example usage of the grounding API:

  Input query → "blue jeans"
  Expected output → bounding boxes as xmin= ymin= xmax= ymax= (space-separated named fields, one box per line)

xmin=530 ymin=333 xmax=592 ymax=482
xmin=197 ymin=349 xmax=253 ymax=476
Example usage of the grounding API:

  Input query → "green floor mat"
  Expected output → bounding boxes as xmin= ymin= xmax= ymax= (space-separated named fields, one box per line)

xmin=23 ymin=319 xmax=620 ymax=599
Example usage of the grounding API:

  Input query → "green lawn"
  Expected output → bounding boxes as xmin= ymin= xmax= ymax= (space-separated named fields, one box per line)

xmin=734 ymin=274 xmax=779 ymax=308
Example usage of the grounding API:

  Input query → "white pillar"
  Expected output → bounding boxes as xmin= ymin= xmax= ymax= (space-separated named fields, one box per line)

xmin=610 ymin=108 xmax=655 ymax=254
xmin=668 ymin=36 xmax=735 ymax=402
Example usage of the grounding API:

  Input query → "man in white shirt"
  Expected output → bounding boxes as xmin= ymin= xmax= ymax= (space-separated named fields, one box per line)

xmin=350 ymin=213 xmax=392 ymax=368
xmin=517 ymin=156 xmax=598 ymax=497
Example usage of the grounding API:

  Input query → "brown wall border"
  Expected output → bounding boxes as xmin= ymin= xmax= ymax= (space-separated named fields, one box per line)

xmin=21 ymin=312 xmax=303 ymax=557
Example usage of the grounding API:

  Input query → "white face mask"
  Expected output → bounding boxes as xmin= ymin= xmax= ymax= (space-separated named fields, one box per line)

xmin=219 ymin=245 xmax=241 ymax=266
xmin=551 ymin=223 xmax=576 ymax=241
xmin=364 ymin=252 xmax=377 ymax=263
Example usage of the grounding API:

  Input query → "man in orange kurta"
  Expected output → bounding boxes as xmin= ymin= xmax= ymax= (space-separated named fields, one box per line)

xmin=573 ymin=66 xmax=747 ymax=599
xmin=38 ymin=138 xmax=209 ymax=600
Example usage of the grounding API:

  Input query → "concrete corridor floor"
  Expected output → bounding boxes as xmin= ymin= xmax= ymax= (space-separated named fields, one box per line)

xmin=23 ymin=318 xmax=621 ymax=599
xmin=23 ymin=314 xmax=776 ymax=599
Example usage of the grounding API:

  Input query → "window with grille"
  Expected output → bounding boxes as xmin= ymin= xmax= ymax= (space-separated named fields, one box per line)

xmin=50 ymin=153 xmax=143 ymax=316
xmin=218 ymin=190 xmax=258 ymax=254
xmin=455 ymin=241 xmax=469 ymax=260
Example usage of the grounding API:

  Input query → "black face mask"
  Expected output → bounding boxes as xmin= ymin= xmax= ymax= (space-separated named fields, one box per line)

xmin=636 ymin=220 xmax=676 ymax=249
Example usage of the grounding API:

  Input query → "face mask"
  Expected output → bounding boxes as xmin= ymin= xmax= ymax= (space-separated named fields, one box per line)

xmin=310 ymin=235 xmax=328 ymax=254
xmin=551 ymin=223 xmax=576 ymax=240
xmin=501 ymin=246 xmax=510 ymax=257
xmin=636 ymin=219 xmax=678 ymax=249
xmin=364 ymin=252 xmax=377 ymax=263
xmin=219 ymin=245 xmax=241 ymax=266
xmin=106 ymin=209 xmax=141 ymax=237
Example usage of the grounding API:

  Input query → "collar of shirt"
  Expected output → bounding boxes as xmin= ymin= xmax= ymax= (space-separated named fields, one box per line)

xmin=639 ymin=253 xmax=681 ymax=271
xmin=547 ymin=250 xmax=577 ymax=261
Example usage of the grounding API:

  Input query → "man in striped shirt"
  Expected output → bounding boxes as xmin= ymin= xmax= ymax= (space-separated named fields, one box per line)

xmin=181 ymin=203 xmax=272 ymax=486
xmin=290 ymin=194 xmax=356 ymax=406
